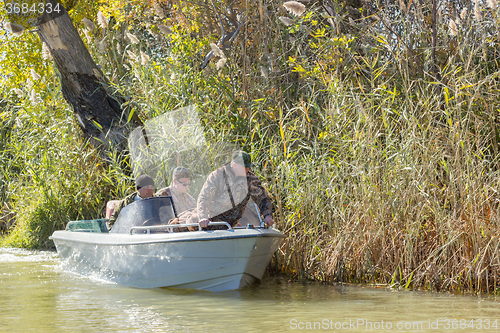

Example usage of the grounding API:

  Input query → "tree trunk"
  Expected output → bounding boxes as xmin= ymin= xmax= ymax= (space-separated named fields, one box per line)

xmin=35 ymin=0 xmax=141 ymax=152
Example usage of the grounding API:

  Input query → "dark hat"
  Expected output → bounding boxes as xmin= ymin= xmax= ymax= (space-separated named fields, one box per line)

xmin=231 ymin=150 xmax=255 ymax=168
xmin=135 ymin=175 xmax=155 ymax=189
xmin=173 ymin=167 xmax=190 ymax=180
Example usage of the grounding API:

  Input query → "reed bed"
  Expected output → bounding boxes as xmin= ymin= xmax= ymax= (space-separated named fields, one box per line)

xmin=1 ymin=0 xmax=499 ymax=293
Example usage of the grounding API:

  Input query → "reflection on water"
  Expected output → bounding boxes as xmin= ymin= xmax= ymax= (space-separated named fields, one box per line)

xmin=1 ymin=247 xmax=500 ymax=332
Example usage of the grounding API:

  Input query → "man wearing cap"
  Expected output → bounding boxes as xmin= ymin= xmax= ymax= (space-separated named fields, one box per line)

xmin=175 ymin=150 xmax=274 ymax=230
xmin=155 ymin=167 xmax=196 ymax=214
xmin=108 ymin=174 xmax=155 ymax=228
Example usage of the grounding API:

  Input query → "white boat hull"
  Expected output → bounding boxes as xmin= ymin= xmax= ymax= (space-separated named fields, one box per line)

xmin=50 ymin=228 xmax=284 ymax=292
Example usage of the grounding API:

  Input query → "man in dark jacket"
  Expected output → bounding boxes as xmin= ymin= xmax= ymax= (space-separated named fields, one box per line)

xmin=108 ymin=175 xmax=155 ymax=228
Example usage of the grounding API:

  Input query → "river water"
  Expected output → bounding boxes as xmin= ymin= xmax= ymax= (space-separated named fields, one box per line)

xmin=1 ymin=248 xmax=500 ymax=333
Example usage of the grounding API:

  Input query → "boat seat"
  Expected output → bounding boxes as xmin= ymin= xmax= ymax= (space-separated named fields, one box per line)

xmin=106 ymin=200 xmax=121 ymax=219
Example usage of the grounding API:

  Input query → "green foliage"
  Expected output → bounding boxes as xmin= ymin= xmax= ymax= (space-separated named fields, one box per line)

xmin=0 ymin=70 xmax=130 ymax=248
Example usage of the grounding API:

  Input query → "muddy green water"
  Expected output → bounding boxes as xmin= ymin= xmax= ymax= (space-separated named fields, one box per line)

xmin=1 ymin=248 xmax=500 ymax=333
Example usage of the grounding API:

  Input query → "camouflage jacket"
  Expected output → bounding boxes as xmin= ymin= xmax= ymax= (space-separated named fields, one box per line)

xmin=155 ymin=186 xmax=196 ymax=216
xmin=108 ymin=192 xmax=137 ymax=228
xmin=197 ymin=164 xmax=273 ymax=225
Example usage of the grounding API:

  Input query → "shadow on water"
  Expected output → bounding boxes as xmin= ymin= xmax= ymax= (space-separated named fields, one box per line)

xmin=155 ymin=277 xmax=349 ymax=301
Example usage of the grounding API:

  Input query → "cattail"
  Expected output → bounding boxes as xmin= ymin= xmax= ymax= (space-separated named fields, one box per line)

xmin=42 ymin=42 xmax=52 ymax=60
xmin=460 ymin=8 xmax=467 ymax=20
xmin=448 ymin=19 xmax=458 ymax=36
xmin=159 ymin=25 xmax=172 ymax=35
xmin=134 ymin=69 xmax=141 ymax=80
xmin=474 ymin=3 xmax=482 ymax=20
xmin=30 ymin=69 xmax=41 ymax=81
xmin=153 ymin=2 xmax=165 ymax=18
xmin=5 ymin=22 xmax=24 ymax=36
xmin=83 ymin=29 xmax=92 ymax=44
xmin=98 ymin=38 xmax=107 ymax=53
xmin=279 ymin=16 xmax=294 ymax=26
xmin=127 ymin=50 xmax=138 ymax=62
xmin=283 ymin=1 xmax=306 ymax=17
xmin=30 ymin=89 xmax=41 ymax=106
xmin=209 ymin=43 xmax=225 ymax=58
xmin=82 ymin=18 xmax=95 ymax=32
xmin=487 ymin=0 xmax=497 ymax=9
xmin=92 ymin=68 xmax=102 ymax=79
xmin=327 ymin=18 xmax=335 ymax=29
xmin=140 ymin=50 xmax=150 ymax=65
xmin=15 ymin=117 xmax=23 ymax=129
xmin=12 ymin=89 xmax=23 ymax=98
xmin=97 ymin=11 xmax=108 ymax=29
xmin=398 ymin=0 xmax=407 ymax=13
xmin=260 ymin=65 xmax=268 ymax=78
xmin=127 ymin=32 xmax=139 ymax=44
xmin=216 ymin=57 xmax=227 ymax=70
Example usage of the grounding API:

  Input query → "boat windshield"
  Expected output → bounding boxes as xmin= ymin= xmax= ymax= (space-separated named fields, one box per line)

xmin=110 ymin=197 xmax=176 ymax=233
xmin=125 ymin=104 xmax=261 ymax=227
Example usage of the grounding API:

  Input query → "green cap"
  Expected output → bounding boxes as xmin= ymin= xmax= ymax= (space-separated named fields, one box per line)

xmin=231 ymin=150 xmax=255 ymax=168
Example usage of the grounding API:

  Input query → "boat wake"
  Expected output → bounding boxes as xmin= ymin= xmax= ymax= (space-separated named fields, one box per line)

xmin=0 ymin=247 xmax=58 ymax=263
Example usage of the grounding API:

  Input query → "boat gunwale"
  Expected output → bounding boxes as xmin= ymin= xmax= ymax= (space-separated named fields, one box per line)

xmin=49 ymin=229 xmax=285 ymax=246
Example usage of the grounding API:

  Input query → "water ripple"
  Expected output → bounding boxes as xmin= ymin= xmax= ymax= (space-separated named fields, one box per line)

xmin=0 ymin=247 xmax=59 ymax=263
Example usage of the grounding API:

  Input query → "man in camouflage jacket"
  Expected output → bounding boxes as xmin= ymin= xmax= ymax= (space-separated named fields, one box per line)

xmin=174 ymin=151 xmax=274 ymax=230
xmin=155 ymin=167 xmax=196 ymax=215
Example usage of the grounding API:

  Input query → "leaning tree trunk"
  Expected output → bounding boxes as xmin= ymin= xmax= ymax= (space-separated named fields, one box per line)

xmin=35 ymin=0 xmax=141 ymax=152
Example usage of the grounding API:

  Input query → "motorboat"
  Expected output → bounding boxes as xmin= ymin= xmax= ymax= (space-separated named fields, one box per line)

xmin=51 ymin=105 xmax=284 ymax=291
xmin=50 ymin=197 xmax=285 ymax=292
